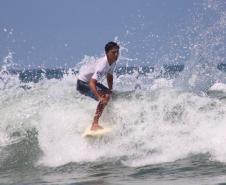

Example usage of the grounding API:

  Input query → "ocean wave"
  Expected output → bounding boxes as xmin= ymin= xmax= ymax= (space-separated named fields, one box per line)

xmin=0 ymin=76 xmax=225 ymax=169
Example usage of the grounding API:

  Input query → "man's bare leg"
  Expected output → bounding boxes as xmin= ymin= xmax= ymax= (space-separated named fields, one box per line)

xmin=91 ymin=93 xmax=111 ymax=130
xmin=91 ymin=102 xmax=105 ymax=130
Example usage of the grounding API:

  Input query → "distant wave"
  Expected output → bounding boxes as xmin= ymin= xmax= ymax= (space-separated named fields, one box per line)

xmin=1 ymin=64 xmax=185 ymax=83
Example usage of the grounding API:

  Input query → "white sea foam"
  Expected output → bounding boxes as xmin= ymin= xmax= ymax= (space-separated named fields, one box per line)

xmin=209 ymin=82 xmax=226 ymax=92
xmin=1 ymin=70 xmax=226 ymax=167
xmin=7 ymin=75 xmax=221 ymax=167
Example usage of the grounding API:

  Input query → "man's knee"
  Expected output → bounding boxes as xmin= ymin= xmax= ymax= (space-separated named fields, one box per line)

xmin=102 ymin=94 xmax=111 ymax=105
xmin=105 ymin=93 xmax=111 ymax=101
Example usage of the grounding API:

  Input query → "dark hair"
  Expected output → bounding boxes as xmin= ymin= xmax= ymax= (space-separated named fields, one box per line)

xmin=105 ymin=41 xmax=119 ymax=53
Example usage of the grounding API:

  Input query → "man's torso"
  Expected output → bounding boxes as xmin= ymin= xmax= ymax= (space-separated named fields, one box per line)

xmin=78 ymin=56 xmax=116 ymax=82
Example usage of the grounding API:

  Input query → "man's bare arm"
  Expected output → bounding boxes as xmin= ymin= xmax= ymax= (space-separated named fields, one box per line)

xmin=107 ymin=73 xmax=113 ymax=90
xmin=89 ymin=79 xmax=101 ymax=100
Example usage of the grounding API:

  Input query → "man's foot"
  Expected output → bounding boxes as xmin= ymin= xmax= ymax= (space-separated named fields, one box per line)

xmin=91 ymin=124 xmax=103 ymax=131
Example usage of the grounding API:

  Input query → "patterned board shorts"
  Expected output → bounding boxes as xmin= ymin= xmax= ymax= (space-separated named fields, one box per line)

xmin=76 ymin=79 xmax=110 ymax=101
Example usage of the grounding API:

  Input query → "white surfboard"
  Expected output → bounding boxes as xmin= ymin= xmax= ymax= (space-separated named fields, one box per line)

xmin=82 ymin=126 xmax=112 ymax=138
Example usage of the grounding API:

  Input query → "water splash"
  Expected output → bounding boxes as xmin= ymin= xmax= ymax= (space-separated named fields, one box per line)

xmin=175 ymin=0 xmax=226 ymax=93
xmin=0 ymin=52 xmax=20 ymax=89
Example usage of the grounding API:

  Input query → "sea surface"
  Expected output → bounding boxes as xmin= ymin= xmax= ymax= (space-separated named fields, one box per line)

xmin=1 ymin=62 xmax=226 ymax=185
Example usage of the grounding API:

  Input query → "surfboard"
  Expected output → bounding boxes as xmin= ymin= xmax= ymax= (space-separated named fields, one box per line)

xmin=82 ymin=126 xmax=112 ymax=138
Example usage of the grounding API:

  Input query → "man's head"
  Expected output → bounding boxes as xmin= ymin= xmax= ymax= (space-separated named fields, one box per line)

xmin=105 ymin=41 xmax=120 ymax=64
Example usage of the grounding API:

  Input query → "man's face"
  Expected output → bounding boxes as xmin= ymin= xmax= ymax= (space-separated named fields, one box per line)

xmin=106 ymin=48 xmax=119 ymax=63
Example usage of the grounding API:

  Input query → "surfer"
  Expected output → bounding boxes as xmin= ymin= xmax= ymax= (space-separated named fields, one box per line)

xmin=76 ymin=41 xmax=120 ymax=131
